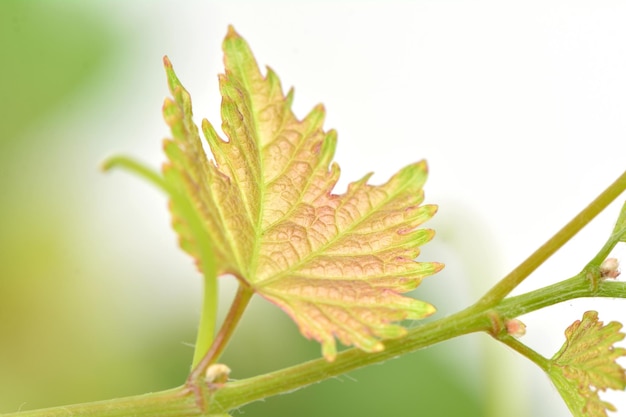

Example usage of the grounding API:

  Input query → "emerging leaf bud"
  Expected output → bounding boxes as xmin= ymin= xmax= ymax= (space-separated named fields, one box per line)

xmin=205 ymin=363 xmax=231 ymax=390
xmin=600 ymin=258 xmax=620 ymax=279
xmin=505 ymin=319 xmax=527 ymax=338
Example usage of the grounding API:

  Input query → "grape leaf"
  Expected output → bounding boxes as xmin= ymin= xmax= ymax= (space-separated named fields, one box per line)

xmin=162 ymin=26 xmax=442 ymax=361
xmin=549 ymin=311 xmax=626 ymax=417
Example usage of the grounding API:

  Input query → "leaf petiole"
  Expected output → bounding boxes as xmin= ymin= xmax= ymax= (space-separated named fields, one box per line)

xmin=497 ymin=335 xmax=550 ymax=372
xmin=192 ymin=276 xmax=220 ymax=368
xmin=188 ymin=283 xmax=254 ymax=384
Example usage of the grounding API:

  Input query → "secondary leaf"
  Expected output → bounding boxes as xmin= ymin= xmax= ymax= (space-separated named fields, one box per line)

xmin=548 ymin=311 xmax=626 ymax=417
xmin=162 ymin=26 xmax=442 ymax=361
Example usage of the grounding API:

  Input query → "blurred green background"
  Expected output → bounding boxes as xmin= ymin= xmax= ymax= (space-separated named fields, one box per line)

xmin=3 ymin=1 xmax=624 ymax=416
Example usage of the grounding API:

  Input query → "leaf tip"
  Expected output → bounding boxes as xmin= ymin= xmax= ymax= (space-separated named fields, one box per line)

xmin=424 ymin=302 xmax=437 ymax=317
xmin=226 ymin=24 xmax=238 ymax=39
xmin=163 ymin=55 xmax=184 ymax=95
xmin=163 ymin=55 xmax=172 ymax=68
xmin=431 ymin=262 xmax=445 ymax=275
xmin=406 ymin=300 xmax=437 ymax=319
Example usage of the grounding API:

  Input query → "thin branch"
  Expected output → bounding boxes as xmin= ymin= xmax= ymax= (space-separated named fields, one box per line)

xmin=475 ymin=169 xmax=626 ymax=308
xmin=5 ymin=274 xmax=625 ymax=417
xmin=497 ymin=335 xmax=550 ymax=371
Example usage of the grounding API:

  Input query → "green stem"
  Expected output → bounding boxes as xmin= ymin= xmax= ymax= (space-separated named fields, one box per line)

xmin=587 ymin=200 xmax=626 ymax=268
xmin=1 ymin=388 xmax=198 ymax=417
xmin=496 ymin=211 xmax=626 ymax=319
xmin=210 ymin=278 xmax=626 ymax=412
xmin=497 ymin=335 xmax=550 ymax=371
xmin=209 ymin=273 xmax=626 ymax=412
xmin=192 ymin=277 xmax=219 ymax=368
xmin=476 ymin=169 xmax=626 ymax=308
xmin=212 ymin=302 xmax=493 ymax=411
xmin=5 ymin=277 xmax=625 ymax=417
xmin=189 ymin=284 xmax=254 ymax=384
xmin=497 ymin=275 xmax=626 ymax=319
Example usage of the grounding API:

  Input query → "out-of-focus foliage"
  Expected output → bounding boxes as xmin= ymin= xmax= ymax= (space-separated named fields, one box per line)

xmin=0 ymin=1 xmax=110 ymax=147
xmin=0 ymin=0 xmax=133 ymax=411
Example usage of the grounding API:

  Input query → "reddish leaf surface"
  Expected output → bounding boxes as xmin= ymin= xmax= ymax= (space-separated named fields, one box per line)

xmin=162 ymin=27 xmax=442 ymax=360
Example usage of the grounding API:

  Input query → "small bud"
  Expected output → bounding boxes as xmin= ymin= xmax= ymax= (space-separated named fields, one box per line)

xmin=505 ymin=319 xmax=526 ymax=338
xmin=205 ymin=363 xmax=231 ymax=390
xmin=600 ymin=258 xmax=620 ymax=279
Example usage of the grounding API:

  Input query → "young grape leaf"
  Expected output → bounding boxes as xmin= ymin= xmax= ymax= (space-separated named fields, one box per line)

xmin=548 ymin=311 xmax=626 ymax=417
xmin=162 ymin=26 xmax=442 ymax=361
